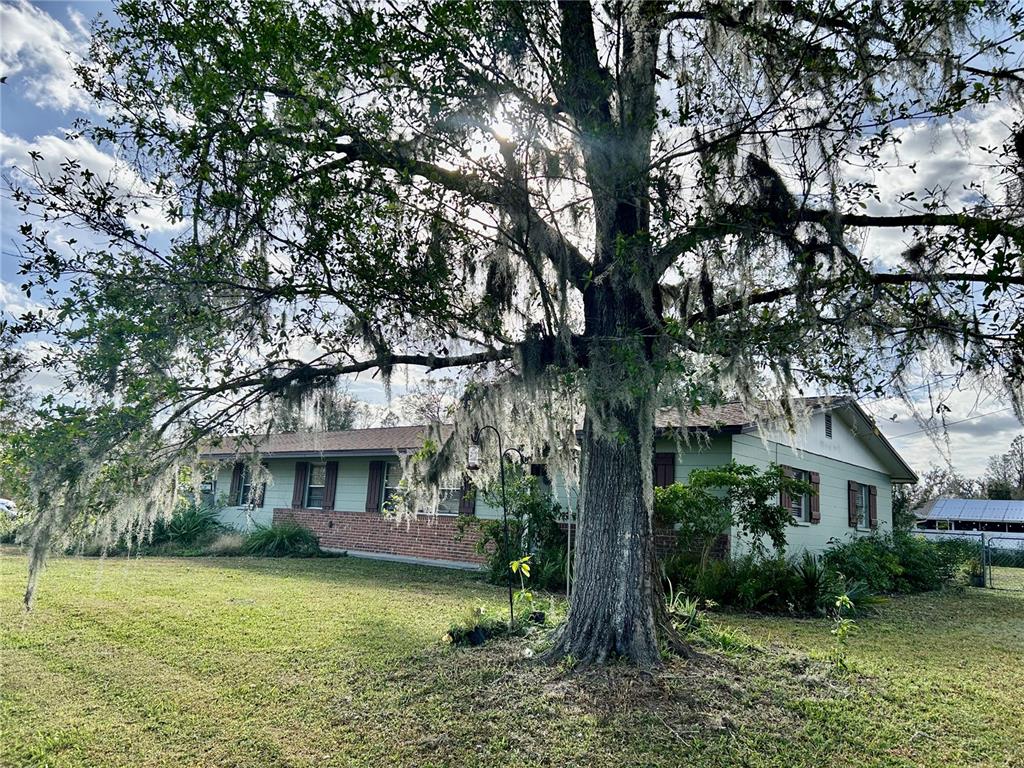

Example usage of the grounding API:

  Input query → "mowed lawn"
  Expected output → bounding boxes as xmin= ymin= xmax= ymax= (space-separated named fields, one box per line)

xmin=2 ymin=551 xmax=1023 ymax=768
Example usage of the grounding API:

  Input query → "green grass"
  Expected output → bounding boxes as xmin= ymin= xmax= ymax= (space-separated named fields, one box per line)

xmin=2 ymin=550 xmax=1022 ymax=768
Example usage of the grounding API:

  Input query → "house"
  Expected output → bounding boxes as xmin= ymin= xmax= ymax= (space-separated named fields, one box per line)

xmin=199 ymin=397 xmax=916 ymax=567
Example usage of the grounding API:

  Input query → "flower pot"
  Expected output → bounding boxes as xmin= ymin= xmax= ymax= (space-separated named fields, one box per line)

xmin=529 ymin=611 xmax=546 ymax=625
xmin=467 ymin=626 xmax=487 ymax=646
xmin=970 ymin=573 xmax=985 ymax=588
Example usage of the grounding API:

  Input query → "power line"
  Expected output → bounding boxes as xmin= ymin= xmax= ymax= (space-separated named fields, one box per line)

xmin=886 ymin=407 xmax=1014 ymax=439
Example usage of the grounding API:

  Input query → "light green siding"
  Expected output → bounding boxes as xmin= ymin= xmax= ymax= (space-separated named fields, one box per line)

xmin=658 ymin=433 xmax=733 ymax=482
xmin=211 ymin=412 xmax=900 ymax=557
xmin=731 ymin=432 xmax=893 ymax=556
xmin=214 ymin=455 xmax=503 ymax=529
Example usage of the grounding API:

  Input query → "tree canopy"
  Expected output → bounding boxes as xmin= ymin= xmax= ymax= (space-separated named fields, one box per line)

xmin=3 ymin=0 xmax=1023 ymax=661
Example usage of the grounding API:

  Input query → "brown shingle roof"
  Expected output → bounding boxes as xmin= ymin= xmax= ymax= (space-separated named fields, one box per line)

xmin=200 ymin=425 xmax=451 ymax=459
xmin=655 ymin=396 xmax=840 ymax=429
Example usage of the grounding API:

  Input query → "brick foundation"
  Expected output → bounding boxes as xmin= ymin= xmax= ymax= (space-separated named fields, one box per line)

xmin=273 ymin=508 xmax=486 ymax=565
xmin=274 ymin=508 xmax=730 ymax=568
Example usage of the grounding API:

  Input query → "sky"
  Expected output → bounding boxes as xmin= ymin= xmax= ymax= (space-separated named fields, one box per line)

xmin=1 ymin=0 xmax=1021 ymax=479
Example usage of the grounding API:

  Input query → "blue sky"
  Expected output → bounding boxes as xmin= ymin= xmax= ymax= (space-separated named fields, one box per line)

xmin=1 ymin=0 xmax=1021 ymax=477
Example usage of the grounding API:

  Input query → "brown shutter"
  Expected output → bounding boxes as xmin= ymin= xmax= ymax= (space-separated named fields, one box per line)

xmin=653 ymin=453 xmax=675 ymax=487
xmin=229 ymin=462 xmax=243 ymax=505
xmin=779 ymin=465 xmax=792 ymax=512
xmin=458 ymin=478 xmax=476 ymax=516
xmin=322 ymin=461 xmax=339 ymax=511
xmin=809 ymin=471 xmax=821 ymax=523
xmin=868 ymin=484 xmax=878 ymax=528
xmin=291 ymin=461 xmax=309 ymax=508
xmin=365 ymin=460 xmax=385 ymax=513
xmin=848 ymin=480 xmax=859 ymax=527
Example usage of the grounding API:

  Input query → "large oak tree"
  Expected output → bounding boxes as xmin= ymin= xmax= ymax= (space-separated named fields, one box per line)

xmin=5 ymin=0 xmax=1023 ymax=665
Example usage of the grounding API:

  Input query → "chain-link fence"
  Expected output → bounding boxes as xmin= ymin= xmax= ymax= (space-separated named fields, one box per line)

xmin=985 ymin=535 xmax=1024 ymax=591
xmin=914 ymin=529 xmax=1024 ymax=590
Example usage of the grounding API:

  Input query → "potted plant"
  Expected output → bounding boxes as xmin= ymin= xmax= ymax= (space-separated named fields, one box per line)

xmin=463 ymin=606 xmax=487 ymax=646
xmin=967 ymin=559 xmax=986 ymax=588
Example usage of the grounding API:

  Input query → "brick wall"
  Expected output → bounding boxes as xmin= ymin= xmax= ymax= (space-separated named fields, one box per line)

xmin=274 ymin=508 xmax=729 ymax=568
xmin=273 ymin=508 xmax=486 ymax=565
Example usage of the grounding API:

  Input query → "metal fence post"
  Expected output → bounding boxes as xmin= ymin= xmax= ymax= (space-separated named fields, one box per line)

xmin=981 ymin=531 xmax=988 ymax=589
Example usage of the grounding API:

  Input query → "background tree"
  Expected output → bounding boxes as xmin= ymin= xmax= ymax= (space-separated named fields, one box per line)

xmin=984 ymin=435 xmax=1024 ymax=499
xmin=900 ymin=464 xmax=985 ymax=519
xmin=266 ymin=386 xmax=366 ymax=433
xmin=5 ymin=0 xmax=1023 ymax=665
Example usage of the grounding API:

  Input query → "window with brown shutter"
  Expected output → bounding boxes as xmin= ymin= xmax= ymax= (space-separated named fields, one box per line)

xmin=779 ymin=465 xmax=792 ymax=515
xmin=458 ymin=479 xmax=476 ymax=516
xmin=291 ymin=461 xmax=309 ymax=508
xmin=783 ymin=466 xmax=813 ymax=522
xmin=809 ymin=472 xmax=821 ymax=523
xmin=322 ymin=461 xmax=338 ymax=511
xmin=653 ymin=453 xmax=675 ymax=487
xmin=365 ymin=460 xmax=384 ymax=513
xmin=229 ymin=462 xmax=243 ymax=505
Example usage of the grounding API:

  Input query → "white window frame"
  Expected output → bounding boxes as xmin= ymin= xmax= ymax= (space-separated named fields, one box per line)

xmin=237 ymin=467 xmax=254 ymax=507
xmin=789 ymin=468 xmax=811 ymax=522
xmin=856 ymin=483 xmax=870 ymax=528
xmin=383 ymin=461 xmax=460 ymax=515
xmin=383 ymin=462 xmax=402 ymax=509
xmin=305 ymin=462 xmax=326 ymax=509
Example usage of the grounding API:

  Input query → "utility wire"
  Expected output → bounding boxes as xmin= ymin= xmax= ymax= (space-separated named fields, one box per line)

xmin=886 ymin=407 xmax=1013 ymax=439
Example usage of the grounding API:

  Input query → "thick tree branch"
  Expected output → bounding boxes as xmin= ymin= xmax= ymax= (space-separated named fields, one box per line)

xmin=267 ymin=130 xmax=594 ymax=289
xmin=687 ymin=271 xmax=1024 ymax=327
xmin=656 ymin=207 xmax=1024 ymax=274
xmin=665 ymin=3 xmax=1024 ymax=84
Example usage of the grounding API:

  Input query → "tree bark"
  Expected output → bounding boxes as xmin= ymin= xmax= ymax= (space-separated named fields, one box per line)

xmin=546 ymin=1 xmax=691 ymax=666
xmin=551 ymin=403 xmax=661 ymax=665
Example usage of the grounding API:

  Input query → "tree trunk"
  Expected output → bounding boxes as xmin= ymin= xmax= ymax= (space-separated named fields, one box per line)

xmin=547 ymin=2 xmax=679 ymax=666
xmin=551 ymin=402 xmax=661 ymax=665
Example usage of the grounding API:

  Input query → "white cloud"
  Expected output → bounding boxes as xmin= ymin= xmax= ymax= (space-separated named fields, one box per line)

xmin=865 ymin=387 xmax=1023 ymax=478
xmin=851 ymin=102 xmax=1019 ymax=266
xmin=1 ymin=130 xmax=178 ymax=233
xmin=0 ymin=0 xmax=93 ymax=112
xmin=0 ymin=278 xmax=43 ymax=317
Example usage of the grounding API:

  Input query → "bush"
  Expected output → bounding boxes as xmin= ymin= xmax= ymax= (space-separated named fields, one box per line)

xmin=823 ymin=532 xmax=980 ymax=594
xmin=466 ymin=470 xmax=569 ymax=591
xmin=666 ymin=549 xmax=885 ymax=616
xmin=243 ymin=522 xmax=321 ymax=557
xmin=159 ymin=501 xmax=223 ymax=547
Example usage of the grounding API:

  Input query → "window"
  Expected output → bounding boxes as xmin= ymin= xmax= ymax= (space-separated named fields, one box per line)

xmin=200 ymin=479 xmax=217 ymax=505
xmin=305 ymin=462 xmax=326 ymax=508
xmin=856 ymin=483 xmax=870 ymax=528
xmin=383 ymin=462 xmax=403 ymax=508
xmin=825 ymin=413 xmax=833 ymax=439
xmin=237 ymin=467 xmax=253 ymax=506
xmin=383 ymin=461 xmax=460 ymax=515
xmin=789 ymin=468 xmax=812 ymax=522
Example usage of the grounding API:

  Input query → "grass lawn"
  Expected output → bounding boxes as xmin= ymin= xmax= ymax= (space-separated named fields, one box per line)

xmin=2 ymin=550 xmax=1023 ymax=768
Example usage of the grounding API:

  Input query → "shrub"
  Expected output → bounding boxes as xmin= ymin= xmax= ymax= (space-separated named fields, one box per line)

xmin=655 ymin=462 xmax=813 ymax=565
xmin=243 ymin=522 xmax=321 ymax=557
xmin=160 ymin=501 xmax=223 ymax=547
xmin=465 ymin=469 xmax=569 ymax=591
xmin=823 ymin=532 xmax=979 ymax=594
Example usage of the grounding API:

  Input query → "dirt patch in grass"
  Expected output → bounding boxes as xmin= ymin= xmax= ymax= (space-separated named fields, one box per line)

xmin=315 ymin=631 xmax=857 ymax=767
